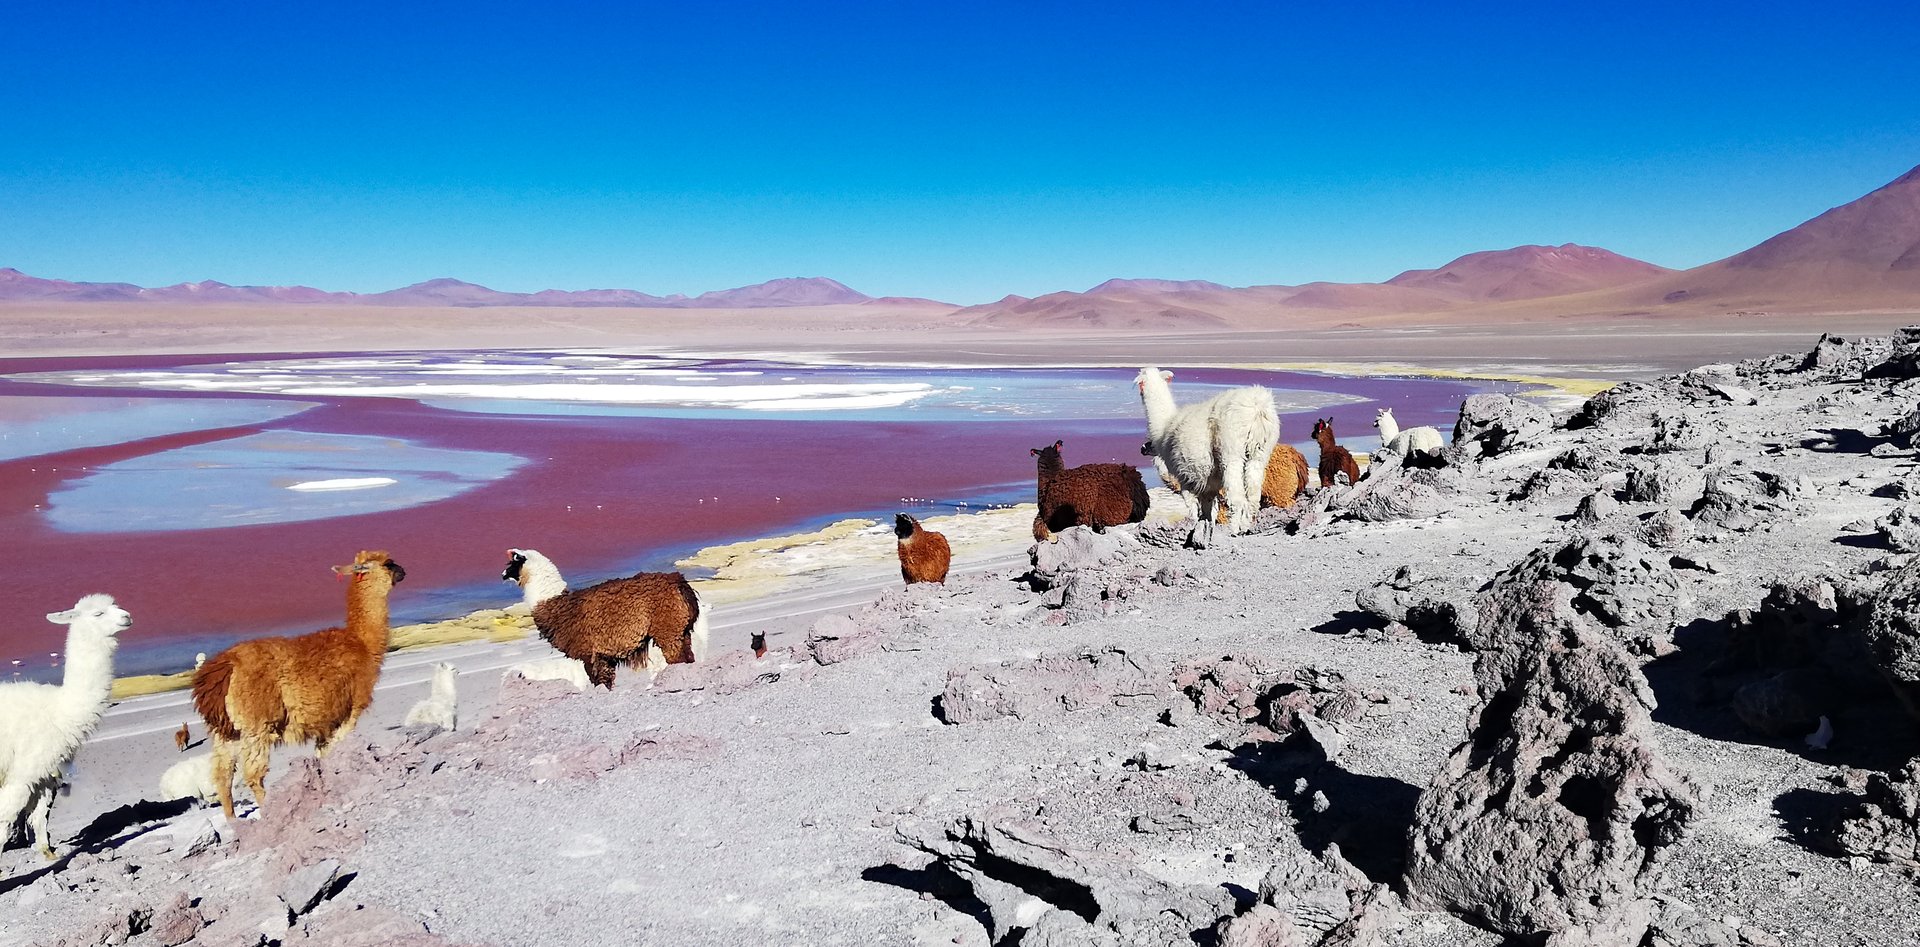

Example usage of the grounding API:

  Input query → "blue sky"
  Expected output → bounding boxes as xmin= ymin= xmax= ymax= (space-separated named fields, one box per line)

xmin=3 ymin=2 xmax=1916 ymax=304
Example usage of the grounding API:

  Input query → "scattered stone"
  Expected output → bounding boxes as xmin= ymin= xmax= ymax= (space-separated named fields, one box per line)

xmin=148 ymin=892 xmax=205 ymax=947
xmin=1574 ymin=489 xmax=1618 ymax=526
xmin=806 ymin=613 xmax=884 ymax=665
xmin=1406 ymin=580 xmax=1698 ymax=942
xmin=1640 ymin=509 xmax=1695 ymax=549
xmin=1029 ymin=527 xmax=1136 ymax=589
xmin=1651 ymin=414 xmax=1710 ymax=453
xmin=1730 ymin=669 xmax=1834 ymax=738
xmin=1213 ymin=846 xmax=1405 ymax=947
xmin=1822 ymin=758 xmax=1920 ymax=868
xmin=938 ymin=647 xmax=1163 ymax=724
xmin=1173 ymin=653 xmax=1281 ymax=724
xmin=1624 ymin=459 xmax=1705 ymax=506
xmin=281 ymin=858 xmax=343 ymax=917
xmin=1688 ymin=469 xmax=1777 ymax=533
xmin=1297 ymin=714 xmax=1346 ymax=763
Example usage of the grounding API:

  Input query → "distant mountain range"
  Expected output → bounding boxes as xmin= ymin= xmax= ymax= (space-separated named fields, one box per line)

xmin=0 ymin=270 xmax=926 ymax=309
xmin=7 ymin=163 xmax=1917 ymax=325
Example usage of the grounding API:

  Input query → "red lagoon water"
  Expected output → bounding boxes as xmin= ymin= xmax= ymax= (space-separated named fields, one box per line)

xmin=0 ymin=353 xmax=1493 ymax=677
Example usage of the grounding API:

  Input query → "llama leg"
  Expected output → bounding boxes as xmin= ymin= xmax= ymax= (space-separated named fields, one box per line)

xmin=1235 ymin=454 xmax=1266 ymax=534
xmin=318 ymin=710 xmax=362 ymax=758
xmin=240 ymin=734 xmax=272 ymax=812
xmin=211 ymin=736 xmax=238 ymax=820
xmin=28 ymin=777 xmax=56 ymax=858
xmin=0 ymin=779 xmax=33 ymax=850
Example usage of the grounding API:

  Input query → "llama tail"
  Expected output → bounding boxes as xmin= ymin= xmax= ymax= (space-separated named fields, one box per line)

xmin=191 ymin=654 xmax=240 ymax=742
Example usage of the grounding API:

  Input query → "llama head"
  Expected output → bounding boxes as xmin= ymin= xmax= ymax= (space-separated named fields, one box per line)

xmin=894 ymin=513 xmax=919 ymax=539
xmin=47 ymin=593 xmax=130 ymax=636
xmin=334 ymin=550 xmax=405 ymax=588
xmin=1374 ymin=407 xmax=1394 ymax=429
xmin=502 ymin=548 xmax=566 ymax=604
xmin=1133 ymin=367 xmax=1174 ymax=395
xmin=1311 ymin=418 xmax=1330 ymax=439
xmin=1029 ymin=440 xmax=1064 ymax=462
xmin=1140 ymin=439 xmax=1154 ymax=456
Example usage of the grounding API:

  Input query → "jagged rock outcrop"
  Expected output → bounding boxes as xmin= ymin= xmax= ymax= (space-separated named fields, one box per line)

xmin=1650 ymin=414 xmax=1710 ymax=453
xmin=1453 ymin=393 xmax=1551 ymax=457
xmin=1877 ymin=504 xmax=1920 ymax=553
xmin=1480 ymin=534 xmax=1688 ymax=654
xmin=1864 ymin=559 xmax=1920 ymax=721
xmin=1566 ymin=382 xmax=1642 ymax=431
xmin=1339 ymin=452 xmax=1463 ymax=522
xmin=1822 ymin=759 xmax=1920 ymax=868
xmin=1574 ymin=489 xmax=1618 ymax=526
xmin=1404 ymin=580 xmax=1699 ymax=943
xmin=1029 ymin=526 xmax=1136 ymax=589
xmin=1865 ymin=326 xmax=1920 ymax=380
xmin=1639 ymin=509 xmax=1694 ymax=549
xmin=938 ymin=647 xmax=1163 ymax=724
xmin=895 ymin=809 xmax=1234 ymax=945
xmin=1212 ymin=846 xmax=1405 ymax=946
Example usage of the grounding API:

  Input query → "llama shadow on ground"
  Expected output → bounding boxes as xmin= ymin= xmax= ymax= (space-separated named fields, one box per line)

xmin=0 ymin=797 xmax=193 ymax=896
xmin=1643 ymin=617 xmax=1914 ymax=772
xmin=1799 ymin=428 xmax=1885 ymax=454
xmin=1773 ymin=786 xmax=1855 ymax=859
xmin=1225 ymin=740 xmax=1420 ymax=886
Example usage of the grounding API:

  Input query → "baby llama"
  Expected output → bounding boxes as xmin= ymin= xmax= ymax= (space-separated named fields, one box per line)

xmin=895 ymin=513 xmax=952 ymax=584
xmin=403 ymin=662 xmax=458 ymax=731
xmin=157 ymin=753 xmax=219 ymax=805
xmin=1310 ymin=418 xmax=1362 ymax=488
xmin=1135 ymin=367 xmax=1279 ymax=542
xmin=505 ymin=656 xmax=593 ymax=691
xmin=0 ymin=594 xmax=129 ymax=859
xmin=502 ymin=549 xmax=708 ymax=689
xmin=1031 ymin=440 xmax=1150 ymax=541
xmin=1374 ymin=407 xmax=1445 ymax=458
xmin=192 ymin=550 xmax=406 ymax=820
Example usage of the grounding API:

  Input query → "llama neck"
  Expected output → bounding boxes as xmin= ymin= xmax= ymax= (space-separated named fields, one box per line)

xmin=346 ymin=580 xmax=394 ymax=652
xmin=1138 ymin=380 xmax=1178 ymax=437
xmin=57 ymin=626 xmax=119 ymax=711
xmin=1377 ymin=413 xmax=1400 ymax=441
xmin=431 ymin=669 xmax=456 ymax=701
xmin=520 ymin=560 xmax=568 ymax=609
xmin=1036 ymin=453 xmax=1063 ymax=480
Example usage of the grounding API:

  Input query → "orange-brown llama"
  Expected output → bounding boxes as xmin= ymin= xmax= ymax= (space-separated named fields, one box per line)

xmin=192 ymin=550 xmax=406 ymax=819
xmin=1310 ymin=418 xmax=1361 ymax=488
xmin=895 ymin=513 xmax=951 ymax=584
xmin=1146 ymin=440 xmax=1311 ymax=523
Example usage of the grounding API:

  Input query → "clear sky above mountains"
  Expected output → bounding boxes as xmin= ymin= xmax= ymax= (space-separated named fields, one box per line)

xmin=4 ymin=1 xmax=1916 ymax=305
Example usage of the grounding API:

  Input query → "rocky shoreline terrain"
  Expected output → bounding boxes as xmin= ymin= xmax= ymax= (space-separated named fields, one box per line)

xmin=9 ymin=332 xmax=1920 ymax=946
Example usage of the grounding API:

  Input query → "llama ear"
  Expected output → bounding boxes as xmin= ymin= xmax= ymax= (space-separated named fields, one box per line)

xmin=46 ymin=608 xmax=75 ymax=624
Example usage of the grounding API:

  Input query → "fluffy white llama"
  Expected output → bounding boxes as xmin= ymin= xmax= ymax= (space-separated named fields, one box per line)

xmin=157 ymin=752 xmax=219 ymax=804
xmin=1135 ymin=367 xmax=1279 ymax=540
xmin=0 ymin=594 xmax=129 ymax=858
xmin=402 ymin=662 xmax=458 ymax=731
xmin=504 ymin=655 xmax=592 ymax=691
xmin=1374 ymin=407 xmax=1445 ymax=457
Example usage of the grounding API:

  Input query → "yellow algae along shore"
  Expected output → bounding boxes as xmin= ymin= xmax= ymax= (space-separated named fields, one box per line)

xmin=107 ymin=500 xmax=1099 ymax=698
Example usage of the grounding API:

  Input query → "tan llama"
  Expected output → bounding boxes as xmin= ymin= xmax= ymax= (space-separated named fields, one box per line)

xmin=192 ymin=550 xmax=406 ymax=819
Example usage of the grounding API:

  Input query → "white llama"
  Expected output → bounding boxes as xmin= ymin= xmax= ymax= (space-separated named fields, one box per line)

xmin=0 ymin=594 xmax=129 ymax=859
xmin=1135 ymin=367 xmax=1279 ymax=542
xmin=157 ymin=752 xmax=219 ymax=804
xmin=505 ymin=656 xmax=592 ymax=691
xmin=1374 ymin=407 xmax=1445 ymax=457
xmin=403 ymin=662 xmax=459 ymax=731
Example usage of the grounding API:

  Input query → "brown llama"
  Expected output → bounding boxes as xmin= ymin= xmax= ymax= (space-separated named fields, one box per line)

xmin=895 ymin=513 xmax=951 ymax=584
xmin=173 ymin=723 xmax=189 ymax=751
xmin=1310 ymin=418 xmax=1361 ymax=488
xmin=502 ymin=548 xmax=707 ymax=690
xmin=1031 ymin=440 xmax=1151 ymax=540
xmin=192 ymin=550 xmax=406 ymax=819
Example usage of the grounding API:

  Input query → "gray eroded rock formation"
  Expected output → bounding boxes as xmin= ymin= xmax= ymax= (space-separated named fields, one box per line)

xmin=1404 ymin=579 xmax=1698 ymax=943
xmin=1480 ymin=534 xmax=1688 ymax=653
xmin=1864 ymin=559 xmax=1920 ymax=721
xmin=1212 ymin=846 xmax=1405 ymax=947
xmin=1453 ymin=393 xmax=1550 ymax=458
xmin=1822 ymin=759 xmax=1920 ymax=868
xmin=1354 ymin=565 xmax=1477 ymax=645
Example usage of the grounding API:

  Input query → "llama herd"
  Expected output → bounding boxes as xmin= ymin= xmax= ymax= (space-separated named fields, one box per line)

xmin=0 ymin=365 xmax=1439 ymax=863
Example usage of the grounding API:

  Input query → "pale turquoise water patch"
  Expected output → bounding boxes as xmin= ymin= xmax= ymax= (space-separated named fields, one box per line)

xmin=0 ymin=396 xmax=318 ymax=462
xmin=44 ymin=431 xmax=526 ymax=533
